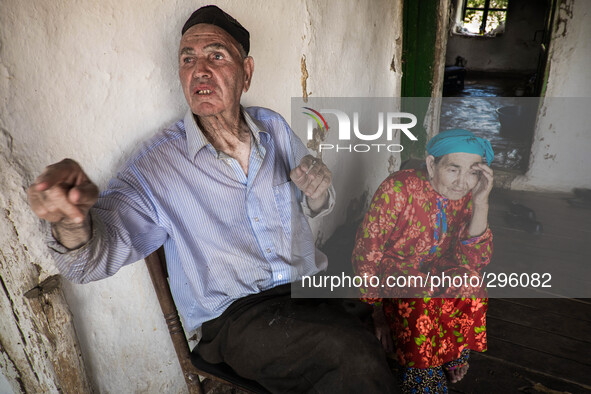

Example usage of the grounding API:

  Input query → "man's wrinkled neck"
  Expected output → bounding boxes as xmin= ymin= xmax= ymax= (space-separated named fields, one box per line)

xmin=193 ymin=107 xmax=252 ymax=165
xmin=195 ymin=108 xmax=246 ymax=140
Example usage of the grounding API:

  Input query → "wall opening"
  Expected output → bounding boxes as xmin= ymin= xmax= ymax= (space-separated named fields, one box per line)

xmin=440 ymin=0 xmax=555 ymax=175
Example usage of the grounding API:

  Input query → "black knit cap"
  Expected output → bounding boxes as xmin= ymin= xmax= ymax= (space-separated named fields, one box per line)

xmin=181 ymin=5 xmax=250 ymax=55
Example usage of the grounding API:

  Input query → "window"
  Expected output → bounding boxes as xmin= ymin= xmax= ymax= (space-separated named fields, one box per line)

xmin=460 ymin=0 xmax=508 ymax=36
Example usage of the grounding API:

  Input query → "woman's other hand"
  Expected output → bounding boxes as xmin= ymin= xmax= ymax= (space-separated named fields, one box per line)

xmin=372 ymin=305 xmax=395 ymax=353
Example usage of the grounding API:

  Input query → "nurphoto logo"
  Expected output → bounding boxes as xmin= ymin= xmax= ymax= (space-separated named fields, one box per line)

xmin=302 ymin=107 xmax=418 ymax=153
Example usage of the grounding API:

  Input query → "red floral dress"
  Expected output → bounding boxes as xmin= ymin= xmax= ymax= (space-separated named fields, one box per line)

xmin=352 ymin=169 xmax=492 ymax=369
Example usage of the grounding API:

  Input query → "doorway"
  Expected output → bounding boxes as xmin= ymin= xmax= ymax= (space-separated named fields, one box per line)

xmin=440 ymin=0 xmax=555 ymax=173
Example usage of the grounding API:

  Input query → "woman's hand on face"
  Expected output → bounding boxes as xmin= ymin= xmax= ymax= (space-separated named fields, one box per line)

xmin=470 ymin=163 xmax=493 ymax=206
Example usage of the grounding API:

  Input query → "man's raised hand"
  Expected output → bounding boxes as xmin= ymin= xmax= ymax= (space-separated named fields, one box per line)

xmin=28 ymin=159 xmax=98 ymax=248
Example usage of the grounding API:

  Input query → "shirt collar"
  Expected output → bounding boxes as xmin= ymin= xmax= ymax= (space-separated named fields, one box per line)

xmin=184 ymin=107 xmax=269 ymax=160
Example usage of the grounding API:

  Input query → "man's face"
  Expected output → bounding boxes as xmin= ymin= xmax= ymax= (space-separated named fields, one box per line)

xmin=426 ymin=152 xmax=484 ymax=200
xmin=178 ymin=24 xmax=253 ymax=119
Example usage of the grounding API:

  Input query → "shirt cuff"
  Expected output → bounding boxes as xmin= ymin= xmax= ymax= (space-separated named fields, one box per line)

xmin=301 ymin=185 xmax=336 ymax=219
xmin=45 ymin=211 xmax=102 ymax=281
xmin=46 ymin=211 xmax=97 ymax=254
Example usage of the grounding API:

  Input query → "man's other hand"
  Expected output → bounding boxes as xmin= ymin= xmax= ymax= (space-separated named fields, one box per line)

xmin=290 ymin=155 xmax=332 ymax=212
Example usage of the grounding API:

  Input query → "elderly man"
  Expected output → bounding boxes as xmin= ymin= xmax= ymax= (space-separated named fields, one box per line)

xmin=28 ymin=5 xmax=396 ymax=393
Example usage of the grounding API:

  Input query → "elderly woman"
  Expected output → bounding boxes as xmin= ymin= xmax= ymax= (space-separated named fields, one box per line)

xmin=352 ymin=129 xmax=494 ymax=392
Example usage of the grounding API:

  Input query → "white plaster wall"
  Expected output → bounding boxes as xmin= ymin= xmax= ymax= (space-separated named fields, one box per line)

xmin=1 ymin=151 xmax=92 ymax=393
xmin=0 ymin=372 xmax=13 ymax=394
xmin=298 ymin=0 xmax=402 ymax=239
xmin=1 ymin=0 xmax=402 ymax=392
xmin=445 ymin=0 xmax=547 ymax=73
xmin=512 ymin=0 xmax=591 ymax=192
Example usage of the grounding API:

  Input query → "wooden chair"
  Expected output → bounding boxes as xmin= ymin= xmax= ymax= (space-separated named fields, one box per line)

xmin=145 ymin=247 xmax=270 ymax=394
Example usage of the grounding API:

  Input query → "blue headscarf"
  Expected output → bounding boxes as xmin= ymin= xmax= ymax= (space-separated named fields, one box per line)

xmin=426 ymin=129 xmax=494 ymax=165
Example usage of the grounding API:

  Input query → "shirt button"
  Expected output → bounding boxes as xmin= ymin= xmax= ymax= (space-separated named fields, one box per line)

xmin=266 ymin=248 xmax=271 ymax=253
xmin=278 ymin=274 xmax=283 ymax=280
xmin=254 ymin=217 xmax=259 ymax=222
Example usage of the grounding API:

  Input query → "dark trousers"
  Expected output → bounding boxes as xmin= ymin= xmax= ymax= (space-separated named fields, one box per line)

xmin=197 ymin=284 xmax=397 ymax=393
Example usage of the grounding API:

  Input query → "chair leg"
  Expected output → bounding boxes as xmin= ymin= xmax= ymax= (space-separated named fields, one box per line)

xmin=145 ymin=251 xmax=205 ymax=394
xmin=163 ymin=312 xmax=205 ymax=393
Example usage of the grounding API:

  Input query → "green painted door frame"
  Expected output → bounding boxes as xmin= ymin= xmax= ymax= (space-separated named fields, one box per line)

xmin=401 ymin=0 xmax=441 ymax=161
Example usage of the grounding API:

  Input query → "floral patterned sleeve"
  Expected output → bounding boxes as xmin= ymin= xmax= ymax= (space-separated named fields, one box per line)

xmin=433 ymin=202 xmax=493 ymax=292
xmin=453 ymin=199 xmax=493 ymax=272
xmin=352 ymin=175 xmax=409 ymax=304
xmin=455 ymin=225 xmax=493 ymax=272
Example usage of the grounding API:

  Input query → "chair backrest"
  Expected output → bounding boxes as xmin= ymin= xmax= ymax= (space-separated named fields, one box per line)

xmin=145 ymin=246 xmax=269 ymax=394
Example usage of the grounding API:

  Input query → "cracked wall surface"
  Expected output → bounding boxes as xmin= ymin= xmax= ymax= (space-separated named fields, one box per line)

xmin=1 ymin=0 xmax=403 ymax=391
xmin=298 ymin=0 xmax=403 ymax=240
xmin=512 ymin=0 xmax=591 ymax=191
xmin=0 ymin=143 xmax=92 ymax=393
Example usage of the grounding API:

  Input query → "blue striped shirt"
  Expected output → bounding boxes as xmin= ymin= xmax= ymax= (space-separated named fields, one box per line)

xmin=48 ymin=107 xmax=335 ymax=331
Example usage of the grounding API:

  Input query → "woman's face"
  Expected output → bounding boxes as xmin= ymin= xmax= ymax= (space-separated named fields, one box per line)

xmin=426 ymin=152 xmax=484 ymax=200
